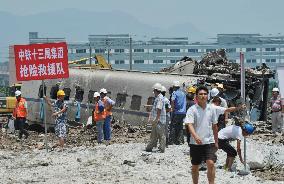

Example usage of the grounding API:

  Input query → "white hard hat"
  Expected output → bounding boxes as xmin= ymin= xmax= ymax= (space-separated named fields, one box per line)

xmin=152 ymin=83 xmax=162 ymax=91
xmin=272 ymin=87 xmax=279 ymax=92
xmin=161 ymin=86 xmax=167 ymax=92
xmin=100 ymin=88 xmax=107 ymax=94
xmin=173 ymin=81 xmax=180 ymax=87
xmin=15 ymin=90 xmax=21 ymax=97
xmin=210 ymin=88 xmax=219 ymax=97
xmin=93 ymin=92 xmax=100 ymax=97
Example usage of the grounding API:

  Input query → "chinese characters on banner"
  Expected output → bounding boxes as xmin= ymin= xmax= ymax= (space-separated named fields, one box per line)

xmin=14 ymin=42 xmax=69 ymax=81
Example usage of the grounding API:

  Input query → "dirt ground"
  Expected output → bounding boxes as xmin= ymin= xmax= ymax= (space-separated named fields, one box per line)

xmin=0 ymin=120 xmax=283 ymax=182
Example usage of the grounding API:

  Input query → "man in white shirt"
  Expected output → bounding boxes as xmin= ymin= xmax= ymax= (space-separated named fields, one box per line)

xmin=211 ymin=96 xmax=246 ymax=131
xmin=218 ymin=123 xmax=255 ymax=171
xmin=184 ymin=86 xmax=218 ymax=184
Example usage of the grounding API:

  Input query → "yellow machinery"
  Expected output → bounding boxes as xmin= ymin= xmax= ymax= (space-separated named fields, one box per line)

xmin=0 ymin=83 xmax=21 ymax=115
xmin=68 ymin=54 xmax=112 ymax=69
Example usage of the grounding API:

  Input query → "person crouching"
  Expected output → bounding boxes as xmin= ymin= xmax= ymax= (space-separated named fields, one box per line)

xmin=93 ymin=92 xmax=106 ymax=144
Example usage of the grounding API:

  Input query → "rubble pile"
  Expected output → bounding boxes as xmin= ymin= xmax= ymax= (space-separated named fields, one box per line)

xmin=0 ymin=121 xmax=149 ymax=151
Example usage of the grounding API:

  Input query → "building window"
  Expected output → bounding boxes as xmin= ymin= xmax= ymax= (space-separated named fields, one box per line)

xmin=170 ymin=60 xmax=178 ymax=63
xmin=246 ymin=48 xmax=256 ymax=52
xmin=76 ymin=49 xmax=86 ymax=53
xmin=153 ymin=49 xmax=163 ymax=53
xmin=188 ymin=49 xmax=198 ymax=53
xmin=146 ymin=97 xmax=155 ymax=112
xmin=130 ymin=95 xmax=142 ymax=111
xmin=114 ymin=49 xmax=124 ymax=53
xmin=246 ymin=59 xmax=256 ymax=63
xmin=265 ymin=59 xmax=276 ymax=63
xmin=226 ymin=48 xmax=236 ymax=53
xmin=153 ymin=60 xmax=163 ymax=64
xmin=134 ymin=49 xmax=144 ymax=53
xmin=206 ymin=49 xmax=216 ymax=52
xmin=265 ymin=48 xmax=276 ymax=52
xmin=170 ymin=49 xmax=180 ymax=52
xmin=115 ymin=60 xmax=125 ymax=64
xmin=134 ymin=60 xmax=144 ymax=64
xmin=95 ymin=49 xmax=105 ymax=53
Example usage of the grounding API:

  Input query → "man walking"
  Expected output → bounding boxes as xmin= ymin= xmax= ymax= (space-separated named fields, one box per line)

xmin=161 ymin=86 xmax=171 ymax=146
xmin=100 ymin=88 xmax=115 ymax=143
xmin=146 ymin=83 xmax=167 ymax=153
xmin=184 ymin=86 xmax=218 ymax=184
xmin=170 ymin=81 xmax=186 ymax=145
xmin=92 ymin=92 xmax=106 ymax=143
xmin=270 ymin=87 xmax=283 ymax=134
xmin=13 ymin=90 xmax=29 ymax=139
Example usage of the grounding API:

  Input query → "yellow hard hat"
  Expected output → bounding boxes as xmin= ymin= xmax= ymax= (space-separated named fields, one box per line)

xmin=57 ymin=90 xmax=65 ymax=96
xmin=187 ymin=86 xmax=196 ymax=94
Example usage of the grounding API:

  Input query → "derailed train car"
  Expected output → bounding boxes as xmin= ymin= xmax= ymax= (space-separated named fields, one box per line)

xmin=21 ymin=68 xmax=203 ymax=127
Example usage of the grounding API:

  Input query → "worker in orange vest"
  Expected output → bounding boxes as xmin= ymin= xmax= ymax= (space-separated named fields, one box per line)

xmin=100 ymin=88 xmax=115 ymax=143
xmin=93 ymin=92 xmax=106 ymax=143
xmin=13 ymin=90 xmax=29 ymax=139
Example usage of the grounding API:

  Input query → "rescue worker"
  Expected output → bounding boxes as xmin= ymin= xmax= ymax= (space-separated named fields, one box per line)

xmin=146 ymin=83 xmax=166 ymax=153
xmin=211 ymin=96 xmax=246 ymax=131
xmin=92 ymin=92 xmax=105 ymax=143
xmin=13 ymin=90 xmax=29 ymax=139
xmin=270 ymin=87 xmax=283 ymax=134
xmin=169 ymin=81 xmax=186 ymax=145
xmin=210 ymin=88 xmax=228 ymax=108
xmin=44 ymin=90 xmax=68 ymax=150
xmin=161 ymin=86 xmax=171 ymax=146
xmin=100 ymin=88 xmax=115 ymax=143
xmin=185 ymin=86 xmax=196 ymax=146
xmin=218 ymin=123 xmax=255 ymax=171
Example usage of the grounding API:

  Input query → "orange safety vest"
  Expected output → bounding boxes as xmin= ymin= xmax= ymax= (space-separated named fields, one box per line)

xmin=102 ymin=97 xmax=113 ymax=116
xmin=93 ymin=102 xmax=106 ymax=122
xmin=13 ymin=98 xmax=27 ymax=118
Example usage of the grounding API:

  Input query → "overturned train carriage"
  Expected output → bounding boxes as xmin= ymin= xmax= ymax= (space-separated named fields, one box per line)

xmin=22 ymin=68 xmax=203 ymax=127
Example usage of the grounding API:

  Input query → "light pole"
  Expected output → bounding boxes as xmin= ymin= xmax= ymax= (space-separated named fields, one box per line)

xmin=129 ymin=36 xmax=132 ymax=70
xmin=89 ymin=42 xmax=92 ymax=67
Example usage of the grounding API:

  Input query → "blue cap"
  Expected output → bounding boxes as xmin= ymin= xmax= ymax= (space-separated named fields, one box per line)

xmin=243 ymin=123 xmax=255 ymax=134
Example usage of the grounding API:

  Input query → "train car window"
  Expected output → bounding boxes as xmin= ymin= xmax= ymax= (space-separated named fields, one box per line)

xmin=146 ymin=97 xmax=155 ymax=112
xmin=38 ymin=84 xmax=47 ymax=98
xmin=107 ymin=91 xmax=111 ymax=99
xmin=130 ymin=95 xmax=142 ymax=111
xmin=50 ymin=85 xmax=59 ymax=99
xmin=75 ymin=87 xmax=84 ymax=102
xmin=115 ymin=93 xmax=127 ymax=108
xmin=88 ymin=90 xmax=95 ymax=103
xmin=63 ymin=88 xmax=71 ymax=101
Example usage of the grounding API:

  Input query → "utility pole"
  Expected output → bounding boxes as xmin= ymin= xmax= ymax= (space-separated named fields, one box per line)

xmin=129 ymin=36 xmax=132 ymax=70
xmin=89 ymin=43 xmax=92 ymax=67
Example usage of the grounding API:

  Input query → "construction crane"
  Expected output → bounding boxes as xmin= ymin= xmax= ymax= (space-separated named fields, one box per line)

xmin=68 ymin=54 xmax=112 ymax=69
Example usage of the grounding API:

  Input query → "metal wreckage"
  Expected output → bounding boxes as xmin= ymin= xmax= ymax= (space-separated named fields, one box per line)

xmin=162 ymin=49 xmax=275 ymax=122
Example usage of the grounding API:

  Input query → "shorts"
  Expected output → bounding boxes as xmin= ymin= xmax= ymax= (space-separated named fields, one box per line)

xmin=218 ymin=139 xmax=237 ymax=157
xmin=189 ymin=144 xmax=217 ymax=165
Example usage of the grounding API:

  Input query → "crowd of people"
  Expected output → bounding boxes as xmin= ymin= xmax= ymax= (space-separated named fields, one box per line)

xmin=10 ymin=81 xmax=283 ymax=183
xmin=144 ymin=81 xmax=283 ymax=184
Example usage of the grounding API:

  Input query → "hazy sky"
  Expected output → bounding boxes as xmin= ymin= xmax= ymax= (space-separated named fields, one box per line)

xmin=1 ymin=0 xmax=284 ymax=35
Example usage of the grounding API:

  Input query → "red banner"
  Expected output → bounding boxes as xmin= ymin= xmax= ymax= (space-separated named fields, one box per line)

xmin=14 ymin=42 xmax=69 ymax=81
